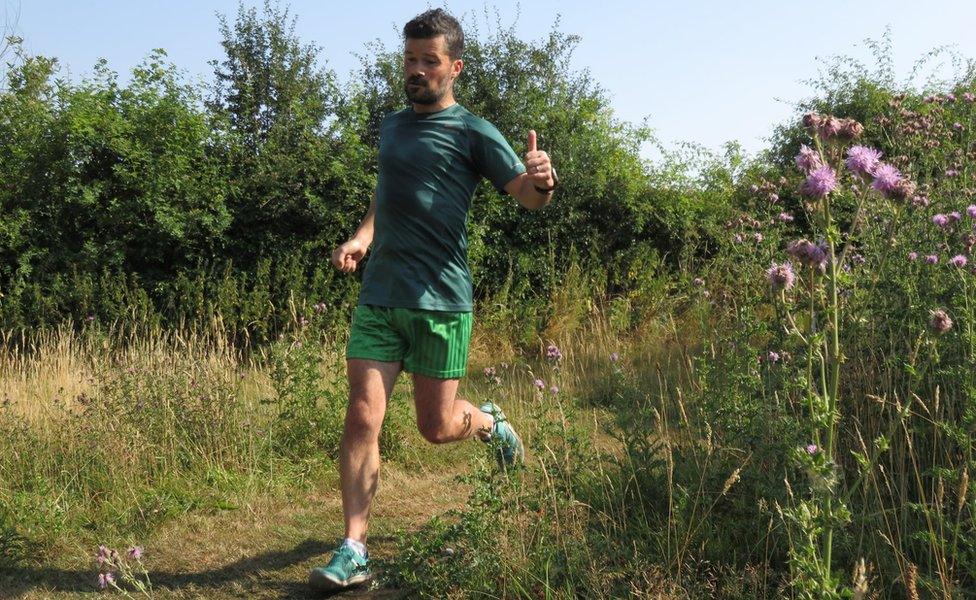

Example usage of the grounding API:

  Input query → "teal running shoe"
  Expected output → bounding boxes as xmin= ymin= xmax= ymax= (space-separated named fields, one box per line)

xmin=308 ymin=541 xmax=371 ymax=591
xmin=480 ymin=402 xmax=525 ymax=468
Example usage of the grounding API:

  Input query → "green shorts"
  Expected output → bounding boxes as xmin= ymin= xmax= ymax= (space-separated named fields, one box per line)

xmin=346 ymin=304 xmax=473 ymax=379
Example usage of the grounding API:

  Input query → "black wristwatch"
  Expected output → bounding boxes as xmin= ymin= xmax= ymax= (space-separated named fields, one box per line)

xmin=534 ymin=168 xmax=559 ymax=194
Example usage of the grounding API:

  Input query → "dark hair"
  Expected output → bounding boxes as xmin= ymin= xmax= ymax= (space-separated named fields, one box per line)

xmin=403 ymin=9 xmax=464 ymax=60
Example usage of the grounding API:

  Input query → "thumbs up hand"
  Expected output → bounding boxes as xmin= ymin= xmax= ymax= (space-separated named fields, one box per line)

xmin=524 ymin=130 xmax=555 ymax=190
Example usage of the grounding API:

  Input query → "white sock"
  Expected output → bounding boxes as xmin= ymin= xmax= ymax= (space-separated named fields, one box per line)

xmin=343 ymin=537 xmax=367 ymax=557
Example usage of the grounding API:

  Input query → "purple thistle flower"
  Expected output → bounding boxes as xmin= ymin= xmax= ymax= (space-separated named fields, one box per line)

xmin=754 ymin=232 xmax=764 ymax=243
xmin=767 ymin=351 xmax=781 ymax=363
xmin=929 ymin=309 xmax=953 ymax=334
xmin=97 ymin=572 xmax=115 ymax=590
xmin=871 ymin=163 xmax=902 ymax=196
xmin=851 ymin=254 xmax=866 ymax=265
xmin=951 ymin=255 xmax=968 ymax=267
xmin=966 ymin=92 xmax=976 ymax=102
xmin=947 ymin=169 xmax=959 ymax=178
xmin=484 ymin=367 xmax=496 ymax=378
xmin=950 ymin=211 xmax=962 ymax=222
xmin=733 ymin=233 xmax=744 ymax=244
xmin=749 ymin=184 xmax=759 ymax=193
xmin=801 ymin=166 xmax=838 ymax=198
xmin=549 ymin=385 xmax=560 ymax=394
xmin=693 ymin=277 xmax=705 ymax=286
xmin=947 ymin=93 xmax=957 ymax=102
xmin=610 ymin=352 xmax=619 ymax=362
xmin=913 ymin=195 xmax=931 ymax=208
xmin=127 ymin=546 xmax=143 ymax=560
xmin=546 ymin=344 xmax=563 ymax=361
xmin=766 ymin=262 xmax=796 ymax=291
xmin=806 ymin=444 xmax=819 ymax=455
xmin=817 ymin=116 xmax=843 ymax=140
xmin=786 ymin=239 xmax=828 ymax=272
xmin=907 ymin=251 xmax=919 ymax=261
xmin=954 ymin=122 xmax=964 ymax=131
xmin=533 ymin=378 xmax=545 ymax=391
xmin=794 ymin=145 xmax=823 ymax=174
xmin=778 ymin=212 xmax=794 ymax=223
xmin=845 ymin=146 xmax=882 ymax=177
xmin=933 ymin=213 xmax=949 ymax=227
xmin=925 ymin=254 xmax=939 ymax=265
xmin=968 ymin=205 xmax=976 ymax=219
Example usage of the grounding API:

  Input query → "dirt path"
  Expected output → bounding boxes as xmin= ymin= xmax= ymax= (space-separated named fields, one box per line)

xmin=3 ymin=458 xmax=472 ymax=599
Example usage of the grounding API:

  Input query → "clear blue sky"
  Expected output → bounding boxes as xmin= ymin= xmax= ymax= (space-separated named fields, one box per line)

xmin=8 ymin=1 xmax=976 ymax=157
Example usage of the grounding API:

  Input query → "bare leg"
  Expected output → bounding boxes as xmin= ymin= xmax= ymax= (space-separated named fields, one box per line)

xmin=341 ymin=359 xmax=400 ymax=543
xmin=412 ymin=374 xmax=495 ymax=444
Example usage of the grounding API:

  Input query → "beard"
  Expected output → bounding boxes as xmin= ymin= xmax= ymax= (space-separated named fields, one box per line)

xmin=404 ymin=76 xmax=447 ymax=105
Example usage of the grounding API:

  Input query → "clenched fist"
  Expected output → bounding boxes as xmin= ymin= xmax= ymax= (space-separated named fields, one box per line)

xmin=331 ymin=238 xmax=367 ymax=274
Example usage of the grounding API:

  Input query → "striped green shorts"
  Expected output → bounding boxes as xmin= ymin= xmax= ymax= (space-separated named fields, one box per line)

xmin=346 ymin=305 xmax=473 ymax=379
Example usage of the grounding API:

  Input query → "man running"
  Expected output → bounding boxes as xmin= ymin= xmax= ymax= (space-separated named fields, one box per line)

xmin=309 ymin=8 xmax=557 ymax=591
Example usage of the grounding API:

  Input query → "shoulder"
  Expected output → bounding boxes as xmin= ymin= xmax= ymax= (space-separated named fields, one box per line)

xmin=456 ymin=106 xmax=508 ymax=144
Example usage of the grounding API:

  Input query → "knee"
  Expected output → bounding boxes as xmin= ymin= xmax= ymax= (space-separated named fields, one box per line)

xmin=344 ymin=398 xmax=382 ymax=438
xmin=416 ymin=417 xmax=452 ymax=444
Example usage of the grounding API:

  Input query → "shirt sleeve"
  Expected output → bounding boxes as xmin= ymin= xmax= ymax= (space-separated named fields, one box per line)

xmin=467 ymin=117 xmax=526 ymax=194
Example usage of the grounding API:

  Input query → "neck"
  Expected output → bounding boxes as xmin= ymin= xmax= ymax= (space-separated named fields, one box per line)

xmin=412 ymin=93 xmax=457 ymax=114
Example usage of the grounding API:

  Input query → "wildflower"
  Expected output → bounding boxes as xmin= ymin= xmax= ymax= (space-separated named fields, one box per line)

xmin=787 ymin=239 xmax=828 ymax=271
xmin=96 ymin=545 xmax=110 ymax=565
xmin=766 ymin=262 xmax=795 ymax=291
xmin=845 ymin=145 xmax=882 ymax=177
xmin=806 ymin=444 xmax=819 ymax=455
xmin=97 ymin=572 xmax=115 ymax=590
xmin=549 ymin=386 xmax=559 ymax=394
xmin=778 ymin=212 xmax=794 ymax=223
xmin=484 ymin=367 xmax=496 ymax=378
xmin=949 ymin=211 xmax=962 ymax=222
xmin=954 ymin=122 xmax=964 ymax=131
xmin=966 ymin=92 xmax=976 ymax=102
xmin=733 ymin=233 xmax=744 ymax=244
xmin=947 ymin=169 xmax=959 ymax=177
xmin=313 ymin=302 xmax=327 ymax=314
xmin=929 ymin=309 xmax=953 ymax=334
xmin=692 ymin=277 xmax=705 ymax=286
xmin=933 ymin=213 xmax=949 ymax=227
xmin=749 ymin=184 xmax=759 ymax=193
xmin=838 ymin=118 xmax=864 ymax=139
xmin=951 ymin=255 xmax=968 ymax=267
xmin=889 ymin=179 xmax=917 ymax=201
xmin=610 ymin=352 xmax=620 ymax=362
xmin=908 ymin=251 xmax=919 ymax=261
xmin=913 ymin=195 xmax=931 ymax=208
xmin=851 ymin=254 xmax=866 ymax=265
xmin=946 ymin=93 xmax=957 ymax=102
xmin=533 ymin=379 xmax=545 ymax=391
xmin=127 ymin=546 xmax=143 ymax=560
xmin=545 ymin=344 xmax=563 ymax=361
xmin=817 ymin=115 xmax=843 ymax=140
xmin=968 ymin=205 xmax=976 ymax=219
xmin=754 ymin=232 xmax=764 ymax=243
xmin=801 ymin=166 xmax=838 ymax=198
xmin=767 ymin=351 xmax=781 ymax=362
xmin=86 ymin=315 xmax=95 ymax=322
xmin=802 ymin=112 xmax=822 ymax=129
xmin=794 ymin=145 xmax=823 ymax=174
xmin=768 ymin=193 xmax=779 ymax=203
xmin=871 ymin=163 xmax=902 ymax=196
xmin=925 ymin=254 xmax=939 ymax=265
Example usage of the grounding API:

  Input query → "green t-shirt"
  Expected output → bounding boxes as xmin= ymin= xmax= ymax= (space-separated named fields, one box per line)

xmin=359 ymin=103 xmax=525 ymax=311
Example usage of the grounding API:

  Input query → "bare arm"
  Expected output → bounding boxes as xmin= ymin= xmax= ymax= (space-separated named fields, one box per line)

xmin=505 ymin=173 xmax=555 ymax=210
xmin=331 ymin=192 xmax=377 ymax=273
xmin=503 ymin=129 xmax=556 ymax=211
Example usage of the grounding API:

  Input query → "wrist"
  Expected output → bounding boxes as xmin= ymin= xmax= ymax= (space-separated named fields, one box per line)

xmin=532 ymin=168 xmax=559 ymax=194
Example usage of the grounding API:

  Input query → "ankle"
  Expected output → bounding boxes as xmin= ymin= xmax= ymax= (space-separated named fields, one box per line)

xmin=343 ymin=537 xmax=367 ymax=557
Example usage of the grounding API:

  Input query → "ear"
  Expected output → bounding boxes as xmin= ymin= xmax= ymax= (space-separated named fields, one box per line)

xmin=452 ymin=58 xmax=463 ymax=79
